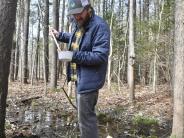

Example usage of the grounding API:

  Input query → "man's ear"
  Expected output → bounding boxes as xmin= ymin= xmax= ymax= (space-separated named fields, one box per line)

xmin=87 ymin=7 xmax=92 ymax=14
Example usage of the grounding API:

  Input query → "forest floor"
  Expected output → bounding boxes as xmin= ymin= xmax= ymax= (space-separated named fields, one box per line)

xmin=5 ymin=81 xmax=173 ymax=138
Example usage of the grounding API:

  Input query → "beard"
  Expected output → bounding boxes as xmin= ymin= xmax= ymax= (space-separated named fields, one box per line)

xmin=76 ymin=11 xmax=91 ymax=28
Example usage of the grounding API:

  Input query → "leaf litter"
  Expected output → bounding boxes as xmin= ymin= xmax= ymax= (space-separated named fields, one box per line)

xmin=6 ymin=81 xmax=172 ymax=138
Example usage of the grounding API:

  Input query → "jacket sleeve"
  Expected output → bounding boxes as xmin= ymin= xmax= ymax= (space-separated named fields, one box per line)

xmin=72 ymin=23 xmax=110 ymax=65
xmin=57 ymin=32 xmax=72 ymax=43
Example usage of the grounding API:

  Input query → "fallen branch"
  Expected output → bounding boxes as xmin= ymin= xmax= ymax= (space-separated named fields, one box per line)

xmin=21 ymin=96 xmax=42 ymax=104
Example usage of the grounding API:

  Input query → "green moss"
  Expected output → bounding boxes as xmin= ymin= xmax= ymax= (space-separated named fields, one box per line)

xmin=31 ymin=100 xmax=39 ymax=107
xmin=132 ymin=115 xmax=159 ymax=136
xmin=170 ymin=135 xmax=176 ymax=138
xmin=97 ymin=112 xmax=114 ymax=124
xmin=5 ymin=120 xmax=13 ymax=130
xmin=133 ymin=115 xmax=158 ymax=126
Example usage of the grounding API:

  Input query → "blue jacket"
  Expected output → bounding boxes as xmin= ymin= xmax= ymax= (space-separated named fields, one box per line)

xmin=58 ymin=11 xmax=110 ymax=94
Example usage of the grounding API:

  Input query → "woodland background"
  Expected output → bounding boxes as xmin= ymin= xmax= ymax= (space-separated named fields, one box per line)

xmin=1 ymin=0 xmax=184 ymax=137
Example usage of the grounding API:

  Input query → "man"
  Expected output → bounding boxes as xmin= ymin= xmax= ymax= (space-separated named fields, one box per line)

xmin=51 ymin=0 xmax=110 ymax=137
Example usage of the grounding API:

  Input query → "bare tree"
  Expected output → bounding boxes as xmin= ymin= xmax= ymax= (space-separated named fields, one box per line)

xmin=57 ymin=0 xmax=65 ymax=80
xmin=50 ymin=0 xmax=59 ymax=88
xmin=102 ymin=0 xmax=106 ymax=18
xmin=107 ymin=0 xmax=114 ymax=90
xmin=36 ymin=5 xmax=41 ymax=81
xmin=61 ymin=0 xmax=65 ymax=31
xmin=43 ymin=0 xmax=49 ymax=83
xmin=15 ymin=0 xmax=23 ymax=80
xmin=9 ymin=41 xmax=16 ymax=81
xmin=128 ymin=0 xmax=135 ymax=102
xmin=22 ymin=0 xmax=31 ymax=83
xmin=0 ymin=0 xmax=17 ymax=137
xmin=31 ymin=4 xmax=41 ymax=85
xmin=171 ymin=0 xmax=184 ymax=137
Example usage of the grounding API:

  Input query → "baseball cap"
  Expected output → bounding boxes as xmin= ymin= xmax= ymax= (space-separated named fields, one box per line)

xmin=67 ymin=0 xmax=90 ymax=15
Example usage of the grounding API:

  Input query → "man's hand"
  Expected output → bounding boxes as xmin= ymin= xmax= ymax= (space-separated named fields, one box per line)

xmin=49 ymin=27 xmax=59 ymax=38
xmin=58 ymin=51 xmax=73 ymax=62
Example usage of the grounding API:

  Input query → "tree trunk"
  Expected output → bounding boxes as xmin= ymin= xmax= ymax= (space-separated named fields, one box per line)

xmin=143 ymin=0 xmax=149 ymax=21
xmin=0 ymin=0 xmax=17 ymax=137
xmin=15 ymin=0 xmax=22 ymax=80
xmin=97 ymin=0 xmax=101 ymax=16
xmin=102 ymin=0 xmax=106 ymax=18
xmin=35 ymin=5 xmax=41 ymax=81
xmin=22 ymin=0 xmax=30 ymax=83
xmin=31 ymin=6 xmax=40 ymax=85
xmin=153 ymin=0 xmax=164 ymax=92
xmin=57 ymin=0 xmax=66 ymax=80
xmin=30 ymin=24 xmax=34 ymax=81
xmin=61 ymin=0 xmax=65 ymax=31
xmin=128 ymin=0 xmax=135 ymax=102
xmin=107 ymin=2 xmax=114 ymax=90
xmin=50 ymin=0 xmax=59 ymax=88
xmin=91 ymin=0 xmax=94 ymax=7
xmin=171 ymin=0 xmax=184 ymax=137
xmin=9 ymin=41 xmax=16 ymax=81
xmin=43 ymin=0 xmax=49 ymax=83
xmin=169 ymin=0 xmax=175 ymax=93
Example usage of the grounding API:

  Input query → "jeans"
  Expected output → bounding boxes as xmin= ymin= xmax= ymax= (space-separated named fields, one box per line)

xmin=77 ymin=91 xmax=99 ymax=138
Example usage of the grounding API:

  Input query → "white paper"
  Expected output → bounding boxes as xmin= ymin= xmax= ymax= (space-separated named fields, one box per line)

xmin=58 ymin=51 xmax=73 ymax=62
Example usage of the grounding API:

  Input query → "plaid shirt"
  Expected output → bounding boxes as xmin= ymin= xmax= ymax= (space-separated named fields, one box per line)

xmin=70 ymin=28 xmax=84 ymax=81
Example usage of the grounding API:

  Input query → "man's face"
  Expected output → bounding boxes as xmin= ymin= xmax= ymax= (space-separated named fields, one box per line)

xmin=73 ymin=9 xmax=90 ymax=27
